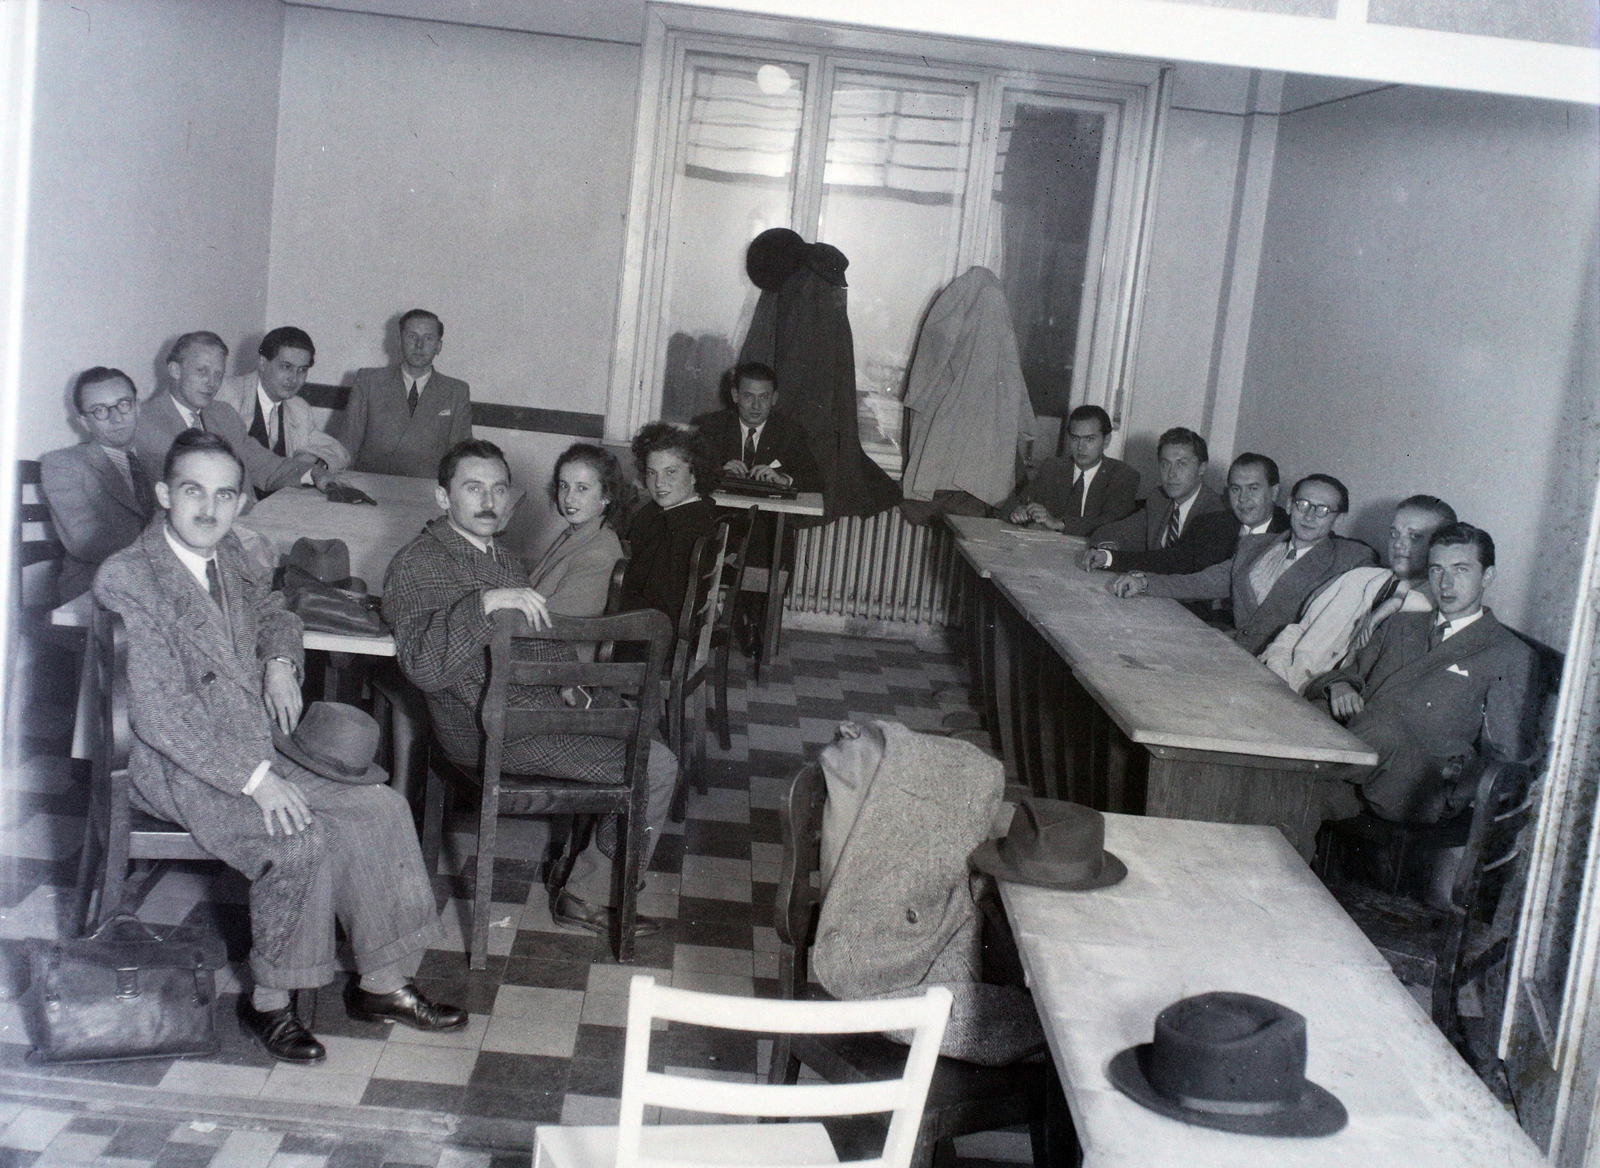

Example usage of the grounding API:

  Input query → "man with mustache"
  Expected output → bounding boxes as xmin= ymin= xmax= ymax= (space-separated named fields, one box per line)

xmin=383 ymin=440 xmax=679 ymax=935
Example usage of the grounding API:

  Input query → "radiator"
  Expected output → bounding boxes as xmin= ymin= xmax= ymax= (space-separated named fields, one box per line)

xmin=787 ymin=509 xmax=959 ymax=628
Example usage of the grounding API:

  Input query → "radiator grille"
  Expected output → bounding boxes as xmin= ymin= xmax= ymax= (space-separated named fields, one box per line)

xmin=788 ymin=509 xmax=959 ymax=627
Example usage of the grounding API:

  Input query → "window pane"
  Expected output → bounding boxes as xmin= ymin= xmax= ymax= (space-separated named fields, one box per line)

xmin=818 ymin=72 xmax=976 ymax=474
xmin=994 ymin=97 xmax=1106 ymax=419
xmin=660 ymin=56 xmax=806 ymax=422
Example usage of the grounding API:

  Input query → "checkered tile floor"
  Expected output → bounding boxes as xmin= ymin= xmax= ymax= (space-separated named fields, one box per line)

xmin=0 ymin=631 xmax=1024 ymax=1167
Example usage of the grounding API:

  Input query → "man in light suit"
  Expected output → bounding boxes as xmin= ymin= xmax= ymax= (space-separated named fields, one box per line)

xmin=94 ymin=430 xmax=464 ymax=1065
xmin=214 ymin=326 xmax=350 ymax=474
xmin=1087 ymin=426 xmax=1227 ymax=555
xmin=133 ymin=331 xmax=330 ymax=501
xmin=1110 ymin=474 xmax=1378 ymax=654
xmin=332 ymin=309 xmax=472 ymax=478
xmin=999 ymin=404 xmax=1139 ymax=537
xmin=40 ymin=367 xmax=157 ymax=602
xmin=1312 ymin=523 xmax=1538 ymax=825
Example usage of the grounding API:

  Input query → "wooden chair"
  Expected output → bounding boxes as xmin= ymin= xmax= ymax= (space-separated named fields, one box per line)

xmin=705 ymin=506 xmax=756 ymax=752
xmin=425 ymin=608 xmax=672 ymax=968
xmin=665 ymin=520 xmax=730 ymax=821
xmin=534 ymin=973 xmax=952 ymax=1168
xmin=9 ymin=462 xmax=86 ymax=736
xmin=71 ymin=603 xmax=218 ymax=933
xmin=771 ymin=764 xmax=1073 ymax=1168
xmin=1317 ymin=757 xmax=1538 ymax=1045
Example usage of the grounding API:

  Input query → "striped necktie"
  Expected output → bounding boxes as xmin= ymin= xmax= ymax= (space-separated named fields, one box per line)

xmin=743 ymin=427 xmax=758 ymax=468
xmin=205 ymin=559 xmax=224 ymax=613
xmin=1162 ymin=503 xmax=1181 ymax=548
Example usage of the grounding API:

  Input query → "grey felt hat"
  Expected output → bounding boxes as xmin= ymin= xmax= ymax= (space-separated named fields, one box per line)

xmin=969 ymin=798 xmax=1126 ymax=891
xmin=273 ymin=702 xmax=388 ymax=786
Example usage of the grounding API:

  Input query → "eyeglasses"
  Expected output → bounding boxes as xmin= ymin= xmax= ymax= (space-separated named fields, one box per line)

xmin=1290 ymin=498 xmax=1339 ymax=519
xmin=81 ymin=398 xmax=136 ymax=422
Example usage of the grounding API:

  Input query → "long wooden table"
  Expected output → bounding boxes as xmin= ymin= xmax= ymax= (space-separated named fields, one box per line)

xmin=1002 ymin=813 xmax=1542 ymax=1166
xmin=946 ymin=515 xmax=1376 ymax=856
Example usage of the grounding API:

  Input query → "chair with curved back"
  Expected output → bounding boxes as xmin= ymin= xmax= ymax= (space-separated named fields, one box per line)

xmin=771 ymin=763 xmax=1074 ymax=1168
xmin=665 ymin=520 xmax=731 ymax=821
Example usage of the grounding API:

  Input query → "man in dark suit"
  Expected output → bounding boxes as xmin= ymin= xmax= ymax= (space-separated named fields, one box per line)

xmin=999 ymin=404 xmax=1139 ymax=536
xmin=94 ymin=430 xmax=464 ymax=1066
xmin=1087 ymin=426 xmax=1227 ymax=555
xmin=40 ymin=367 xmax=157 ymax=602
xmin=333 ymin=309 xmax=473 ymax=478
xmin=1111 ymin=474 xmax=1378 ymax=654
xmin=133 ymin=331 xmax=329 ymax=501
xmin=1082 ymin=452 xmax=1289 ymax=576
xmin=693 ymin=361 xmax=820 ymax=491
xmin=1313 ymin=523 xmax=1537 ymax=825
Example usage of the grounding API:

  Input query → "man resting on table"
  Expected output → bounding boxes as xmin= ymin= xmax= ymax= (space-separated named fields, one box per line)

xmin=998 ymin=404 xmax=1139 ymax=537
xmin=383 ymin=439 xmax=678 ymax=936
xmin=94 ymin=429 xmax=464 ymax=1066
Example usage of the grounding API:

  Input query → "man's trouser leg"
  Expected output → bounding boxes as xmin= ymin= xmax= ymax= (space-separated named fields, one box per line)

xmin=562 ymin=738 xmax=676 ymax=907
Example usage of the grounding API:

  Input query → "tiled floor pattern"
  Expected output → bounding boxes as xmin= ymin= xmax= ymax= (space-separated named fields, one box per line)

xmin=0 ymin=631 xmax=1025 ymax=1166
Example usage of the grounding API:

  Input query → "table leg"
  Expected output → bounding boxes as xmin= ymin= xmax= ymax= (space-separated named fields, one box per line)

xmin=70 ymin=638 xmax=97 ymax=762
xmin=760 ymin=512 xmax=789 ymax=672
xmin=990 ymin=595 xmax=1021 ymax=783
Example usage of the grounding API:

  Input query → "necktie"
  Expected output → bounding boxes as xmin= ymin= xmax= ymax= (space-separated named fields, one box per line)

xmin=248 ymin=399 xmax=270 ymax=447
xmin=205 ymin=559 xmax=224 ymax=612
xmin=125 ymin=450 xmax=153 ymax=516
xmin=272 ymin=403 xmax=287 ymax=456
xmin=1430 ymin=620 xmax=1447 ymax=650
xmin=1162 ymin=503 xmax=1181 ymax=548
xmin=743 ymin=427 xmax=758 ymax=468
xmin=1284 ymin=545 xmax=1298 ymax=565
xmin=407 ymin=379 xmax=420 ymax=417
xmin=1067 ymin=474 xmax=1085 ymax=518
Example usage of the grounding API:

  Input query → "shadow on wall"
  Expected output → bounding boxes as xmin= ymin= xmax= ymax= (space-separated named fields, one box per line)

xmin=1346 ymin=500 xmax=1398 ymax=560
xmin=663 ymin=332 xmax=735 ymax=423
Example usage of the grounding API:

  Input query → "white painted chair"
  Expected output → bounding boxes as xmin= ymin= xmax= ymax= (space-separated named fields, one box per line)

xmin=533 ymin=975 xmax=953 ymax=1168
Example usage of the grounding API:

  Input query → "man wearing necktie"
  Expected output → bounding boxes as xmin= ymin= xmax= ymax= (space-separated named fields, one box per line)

xmin=215 ymin=327 xmax=351 ymax=476
xmin=1313 ymin=523 xmax=1538 ymax=826
xmin=41 ymin=367 xmax=159 ymax=602
xmin=999 ymin=404 xmax=1140 ymax=537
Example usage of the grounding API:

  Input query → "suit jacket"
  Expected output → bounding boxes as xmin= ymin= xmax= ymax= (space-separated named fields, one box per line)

xmin=999 ymin=456 xmax=1140 ymax=537
xmin=39 ymin=442 xmax=155 ymax=602
xmin=1145 ymin=532 xmax=1378 ymax=655
xmin=93 ymin=522 xmax=305 ymax=824
xmin=528 ymin=518 xmax=625 ymax=618
xmin=1316 ymin=609 xmax=1538 ymax=822
xmin=1108 ymin=504 xmax=1290 ymax=576
xmin=133 ymin=391 xmax=309 ymax=499
xmin=332 ymin=366 xmax=472 ymax=479
xmin=216 ymin=373 xmax=351 ymax=472
xmin=692 ymin=408 xmax=822 ymax=493
xmin=1089 ymin=484 xmax=1228 ymax=554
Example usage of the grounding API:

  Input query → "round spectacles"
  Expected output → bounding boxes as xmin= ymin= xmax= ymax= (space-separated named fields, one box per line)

xmin=1290 ymin=498 xmax=1338 ymax=519
xmin=81 ymin=398 xmax=136 ymax=422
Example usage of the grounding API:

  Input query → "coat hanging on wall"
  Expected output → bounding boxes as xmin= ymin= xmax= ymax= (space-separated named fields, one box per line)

xmin=738 ymin=228 xmax=901 ymax=522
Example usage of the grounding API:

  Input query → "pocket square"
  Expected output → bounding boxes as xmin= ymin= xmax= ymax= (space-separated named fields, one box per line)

xmin=439 ymin=409 xmax=452 ymax=416
xmin=1446 ymin=663 xmax=1470 ymax=677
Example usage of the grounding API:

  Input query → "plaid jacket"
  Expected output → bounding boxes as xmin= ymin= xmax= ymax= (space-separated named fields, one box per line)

xmin=383 ymin=517 xmax=625 ymax=783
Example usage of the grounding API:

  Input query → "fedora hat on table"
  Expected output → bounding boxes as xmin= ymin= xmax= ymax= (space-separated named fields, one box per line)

xmin=1107 ymin=991 xmax=1348 ymax=1138
xmin=272 ymin=702 xmax=388 ymax=786
xmin=969 ymin=797 xmax=1126 ymax=891
xmin=285 ymin=537 xmax=367 ymax=595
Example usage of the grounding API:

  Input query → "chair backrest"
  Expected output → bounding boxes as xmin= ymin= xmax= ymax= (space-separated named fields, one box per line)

xmin=616 ymin=974 xmax=951 ymax=1168
xmin=595 ymin=554 xmax=631 ymax=664
xmin=14 ymin=460 xmax=64 ymax=605
xmin=482 ymin=608 xmax=673 ymax=786
xmin=775 ymin=763 xmax=827 ymax=996
xmin=674 ymin=520 xmax=730 ymax=677
xmin=1453 ymin=757 xmax=1537 ymax=910
xmin=91 ymin=602 xmax=133 ymax=777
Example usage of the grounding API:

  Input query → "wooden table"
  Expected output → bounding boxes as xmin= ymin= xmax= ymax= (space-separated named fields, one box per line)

xmin=1001 ymin=813 xmax=1542 ymax=1166
xmin=946 ymin=515 xmax=1375 ymax=856
xmin=710 ymin=489 xmax=824 ymax=673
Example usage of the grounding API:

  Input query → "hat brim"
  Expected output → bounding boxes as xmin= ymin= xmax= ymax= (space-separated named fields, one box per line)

xmin=1106 ymin=1045 xmax=1348 ymax=1138
xmin=970 ymin=840 xmax=1127 ymax=891
xmin=271 ymin=727 xmax=388 ymax=786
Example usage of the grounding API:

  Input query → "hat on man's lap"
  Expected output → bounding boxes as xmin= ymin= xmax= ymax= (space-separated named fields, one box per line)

xmin=1107 ymin=992 xmax=1348 ymax=1137
xmin=273 ymin=702 xmax=388 ymax=786
xmin=970 ymin=797 xmax=1126 ymax=891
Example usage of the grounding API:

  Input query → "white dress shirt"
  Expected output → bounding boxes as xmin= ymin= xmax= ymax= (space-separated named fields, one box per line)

xmin=1072 ymin=461 xmax=1102 ymax=517
xmin=1241 ymin=516 xmax=1275 ymax=536
xmin=173 ymin=398 xmax=201 ymax=429
xmin=1436 ymin=609 xmax=1483 ymax=642
xmin=254 ymin=381 xmax=283 ymax=449
xmin=404 ymin=370 xmax=432 ymax=400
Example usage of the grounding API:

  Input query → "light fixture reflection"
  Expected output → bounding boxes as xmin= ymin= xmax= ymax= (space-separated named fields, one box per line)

xmin=756 ymin=64 xmax=793 ymax=96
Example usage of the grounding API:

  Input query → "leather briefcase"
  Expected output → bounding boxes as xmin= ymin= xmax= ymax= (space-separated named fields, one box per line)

xmin=25 ymin=915 xmax=227 ymax=1064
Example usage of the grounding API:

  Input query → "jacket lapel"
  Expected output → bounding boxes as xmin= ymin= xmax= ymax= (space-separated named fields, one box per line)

xmin=1373 ymin=609 xmax=1505 ymax=698
xmin=84 ymin=444 xmax=144 ymax=518
xmin=137 ymin=525 xmax=253 ymax=683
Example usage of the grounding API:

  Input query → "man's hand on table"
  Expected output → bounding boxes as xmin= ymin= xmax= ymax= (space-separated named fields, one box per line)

xmin=722 ymin=459 xmax=749 ymax=478
xmin=252 ymin=769 xmax=312 ymax=836
xmin=1080 ymin=547 xmax=1113 ymax=571
xmin=483 ymin=587 xmax=552 ymax=630
xmin=1327 ymin=681 xmax=1364 ymax=720
xmin=748 ymin=464 xmax=792 ymax=486
xmin=262 ymin=657 xmax=303 ymax=733
xmin=1009 ymin=502 xmax=1052 ymax=526
xmin=1108 ymin=572 xmax=1147 ymax=598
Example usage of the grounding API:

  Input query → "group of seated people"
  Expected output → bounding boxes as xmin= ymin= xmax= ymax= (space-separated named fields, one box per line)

xmin=1004 ymin=405 xmax=1538 ymax=836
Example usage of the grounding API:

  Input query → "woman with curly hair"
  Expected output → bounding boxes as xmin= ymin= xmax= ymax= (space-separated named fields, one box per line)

xmin=620 ymin=422 xmax=721 ymax=635
xmin=528 ymin=443 xmax=627 ymax=618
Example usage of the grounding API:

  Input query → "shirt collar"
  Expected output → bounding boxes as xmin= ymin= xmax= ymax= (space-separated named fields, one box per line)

xmin=742 ymin=420 xmax=765 ymax=443
xmin=163 ymin=523 xmax=216 ymax=589
xmin=1242 ymin=518 xmax=1273 ymax=535
xmin=404 ymin=369 xmax=433 ymax=392
xmin=256 ymin=378 xmax=278 ymax=418
xmin=1074 ymin=460 xmax=1102 ymax=487
xmin=447 ymin=518 xmax=492 ymax=554
xmin=1436 ymin=608 xmax=1484 ymax=638
xmin=171 ymin=395 xmax=201 ymax=429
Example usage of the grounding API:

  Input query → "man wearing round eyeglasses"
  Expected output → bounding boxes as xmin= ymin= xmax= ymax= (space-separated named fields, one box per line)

xmin=40 ymin=367 xmax=158 ymax=602
xmin=1109 ymin=473 xmax=1377 ymax=655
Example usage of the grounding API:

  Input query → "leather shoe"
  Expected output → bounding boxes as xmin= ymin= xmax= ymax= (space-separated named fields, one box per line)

xmin=239 ymin=998 xmax=325 ymax=1064
xmin=553 ymin=890 xmax=663 ymax=937
xmin=344 ymin=981 xmax=468 ymax=1032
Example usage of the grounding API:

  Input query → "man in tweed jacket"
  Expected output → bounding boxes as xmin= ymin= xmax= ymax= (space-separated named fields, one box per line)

xmin=383 ymin=439 xmax=676 ymax=935
xmin=94 ymin=430 xmax=463 ymax=1065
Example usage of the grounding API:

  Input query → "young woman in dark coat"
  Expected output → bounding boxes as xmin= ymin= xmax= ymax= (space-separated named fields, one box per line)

xmin=619 ymin=422 xmax=721 ymax=636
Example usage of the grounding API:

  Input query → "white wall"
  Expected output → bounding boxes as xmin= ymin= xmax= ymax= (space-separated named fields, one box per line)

xmin=19 ymin=0 xmax=284 ymax=458
xmin=266 ymin=6 xmax=639 ymax=416
xmin=1233 ymin=84 xmax=1600 ymax=647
